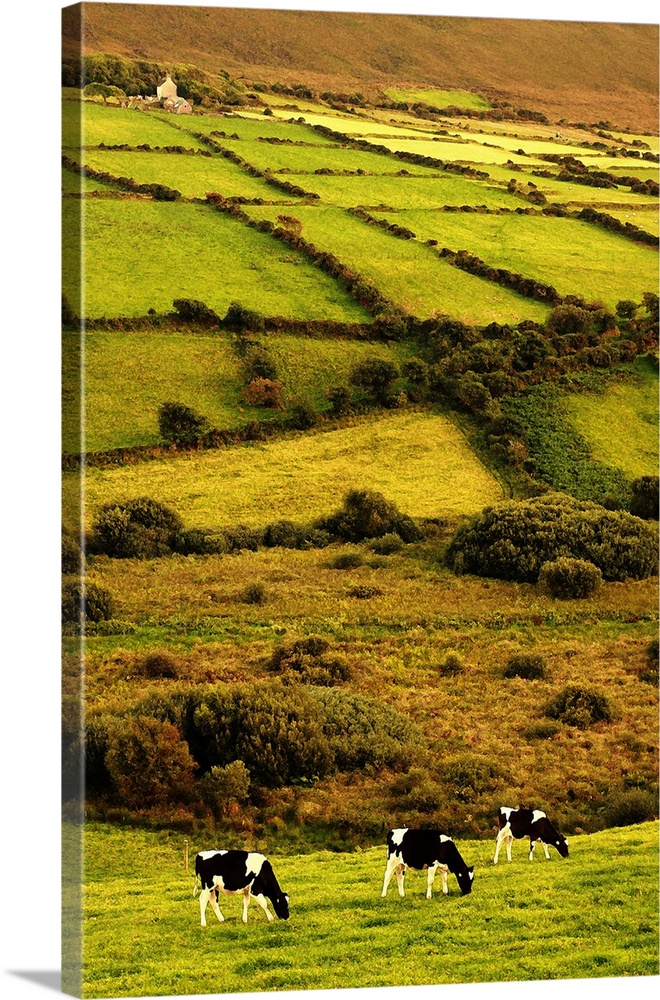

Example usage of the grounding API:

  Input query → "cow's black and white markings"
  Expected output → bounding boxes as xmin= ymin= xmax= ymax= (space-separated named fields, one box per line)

xmin=382 ymin=828 xmax=475 ymax=898
xmin=493 ymin=807 xmax=569 ymax=864
xmin=193 ymin=849 xmax=289 ymax=925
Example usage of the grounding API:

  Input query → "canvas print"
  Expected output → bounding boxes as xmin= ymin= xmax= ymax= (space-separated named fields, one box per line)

xmin=61 ymin=3 xmax=659 ymax=997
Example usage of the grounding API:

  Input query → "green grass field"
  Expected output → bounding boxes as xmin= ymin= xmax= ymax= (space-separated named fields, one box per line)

xmin=378 ymin=210 xmax=659 ymax=309
xmin=298 ymin=171 xmax=527 ymax=209
xmin=62 ymin=100 xmax=208 ymax=151
xmin=383 ymin=87 xmax=492 ymax=111
xmin=376 ymin=136 xmax=544 ymax=167
xmin=246 ymin=204 xmax=549 ymax=324
xmin=170 ymin=112 xmax=337 ymax=144
xmin=62 ymin=167 xmax=112 ymax=194
xmin=67 ymin=410 xmax=503 ymax=530
xmin=79 ymin=821 xmax=658 ymax=997
xmin=61 ymin=199 xmax=369 ymax=321
xmin=606 ymin=207 xmax=659 ymax=236
xmin=216 ymin=137 xmax=442 ymax=175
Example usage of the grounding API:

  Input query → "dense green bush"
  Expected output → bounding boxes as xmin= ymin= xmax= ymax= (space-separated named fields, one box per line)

xmin=522 ymin=719 xmax=562 ymax=740
xmin=105 ymin=715 xmax=197 ymax=808
xmin=241 ymin=581 xmax=267 ymax=604
xmin=200 ymin=761 xmax=251 ymax=814
xmin=311 ymin=688 xmax=418 ymax=772
xmin=604 ymin=789 xmax=658 ymax=827
xmin=441 ymin=753 xmax=502 ymax=801
xmin=545 ymin=683 xmax=613 ymax=728
xmin=502 ymin=653 xmax=548 ymax=680
xmin=289 ymin=396 xmax=318 ymax=430
xmin=158 ymin=401 xmax=209 ymax=446
xmin=370 ymin=533 xmax=403 ymax=555
xmin=268 ymin=636 xmax=351 ymax=686
xmin=62 ymin=581 xmax=114 ymax=625
xmin=242 ymin=378 xmax=282 ymax=408
xmin=539 ymin=557 xmax=602 ymax=598
xmin=91 ymin=497 xmax=183 ymax=558
xmin=317 ymin=488 xmax=421 ymax=544
xmin=140 ymin=651 xmax=180 ymax=679
xmin=330 ymin=550 xmax=365 ymax=569
xmin=349 ymin=358 xmax=399 ymax=405
xmin=348 ymin=584 xmax=383 ymax=599
xmin=172 ymin=299 xmax=220 ymax=326
xmin=223 ymin=301 xmax=266 ymax=333
xmin=326 ymin=384 xmax=352 ymax=415
xmin=629 ymin=476 xmax=659 ymax=520
xmin=223 ymin=524 xmax=263 ymax=552
xmin=62 ymin=531 xmax=84 ymax=575
xmin=244 ymin=346 xmax=278 ymax=382
xmin=170 ymin=528 xmax=228 ymax=555
xmin=446 ymin=493 xmax=657 ymax=583
xmin=437 ymin=652 xmax=465 ymax=677
xmin=390 ymin=768 xmax=443 ymax=813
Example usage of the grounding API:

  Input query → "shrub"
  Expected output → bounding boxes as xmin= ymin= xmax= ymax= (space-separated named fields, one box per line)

xmin=349 ymin=358 xmax=399 ymax=405
xmin=330 ymin=550 xmax=364 ymax=569
xmin=62 ymin=531 xmax=84 ymax=574
xmin=327 ymin=385 xmax=352 ymax=415
xmin=170 ymin=528 xmax=228 ymax=555
xmin=616 ymin=299 xmax=638 ymax=320
xmin=241 ymin=378 xmax=282 ymax=408
xmin=539 ymin=557 xmax=602 ymax=599
xmin=545 ymin=683 xmax=613 ymax=728
xmin=83 ymin=714 xmax=115 ymax=796
xmin=348 ymin=584 xmax=383 ymax=599
xmin=91 ymin=497 xmax=183 ymax=558
xmin=522 ymin=720 xmax=562 ymax=740
xmin=311 ymin=688 xmax=418 ymax=771
xmin=390 ymin=768 xmax=443 ymax=813
xmin=442 ymin=753 xmax=501 ymax=801
xmin=638 ymin=638 xmax=659 ymax=684
xmin=263 ymin=520 xmax=308 ymax=549
xmin=317 ymin=488 xmax=421 ymax=544
xmin=223 ymin=524 xmax=263 ymax=552
xmin=200 ymin=760 xmax=251 ymax=814
xmin=158 ymin=401 xmax=209 ymax=446
xmin=438 ymin=652 xmax=465 ymax=676
xmin=140 ymin=651 xmax=180 ymax=679
xmin=105 ymin=715 xmax=197 ymax=808
xmin=446 ymin=493 xmax=657 ymax=583
xmin=172 ymin=298 xmax=219 ymax=326
xmin=604 ymin=789 xmax=658 ymax=827
xmin=629 ymin=476 xmax=659 ymax=520
xmin=62 ymin=581 xmax=114 ymax=625
xmin=223 ymin=301 xmax=266 ymax=333
xmin=289 ymin=397 xmax=318 ymax=430
xmin=370 ymin=533 xmax=403 ymax=555
xmin=244 ymin=346 xmax=278 ymax=382
xmin=62 ymin=293 xmax=77 ymax=327
xmin=503 ymin=653 xmax=548 ymax=680
xmin=546 ymin=304 xmax=593 ymax=337
xmin=241 ymin=581 xmax=267 ymax=604
xmin=268 ymin=636 xmax=351 ymax=686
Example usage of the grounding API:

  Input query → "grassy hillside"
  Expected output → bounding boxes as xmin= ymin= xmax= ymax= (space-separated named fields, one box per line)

xmin=79 ymin=821 xmax=658 ymax=998
xmin=62 ymin=6 xmax=659 ymax=128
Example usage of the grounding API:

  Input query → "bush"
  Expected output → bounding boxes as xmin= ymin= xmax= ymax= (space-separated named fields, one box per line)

xmin=289 ymin=397 xmax=318 ymax=430
xmin=170 ymin=528 xmax=228 ymax=555
xmin=158 ymin=401 xmax=209 ymax=446
xmin=348 ymin=584 xmax=383 ymax=599
xmin=390 ymin=768 xmax=443 ymax=813
xmin=327 ymin=384 xmax=352 ymax=415
xmin=539 ymin=557 xmax=602 ymax=599
xmin=437 ymin=652 xmax=464 ymax=676
xmin=223 ymin=524 xmax=263 ymax=552
xmin=546 ymin=304 xmax=594 ymax=336
xmin=522 ymin=719 xmax=562 ymax=740
xmin=244 ymin=346 xmax=278 ymax=382
xmin=172 ymin=298 xmax=219 ymax=326
xmin=62 ymin=581 xmax=114 ymax=625
xmin=446 ymin=493 xmax=657 ymax=583
xmin=370 ymin=533 xmax=403 ymax=555
xmin=629 ymin=476 xmax=659 ymax=520
xmin=200 ymin=760 xmax=251 ymax=814
xmin=223 ymin=301 xmax=266 ymax=333
xmin=311 ymin=688 xmax=418 ymax=772
xmin=330 ymin=550 xmax=364 ymax=569
xmin=241 ymin=378 xmax=282 ymax=408
xmin=503 ymin=653 xmax=548 ymax=680
xmin=263 ymin=520 xmax=309 ymax=549
xmin=268 ymin=636 xmax=351 ymax=686
xmin=62 ymin=531 xmax=84 ymax=574
xmin=317 ymin=488 xmax=421 ymax=544
xmin=638 ymin=638 xmax=659 ymax=684
xmin=105 ymin=715 xmax=197 ymax=808
xmin=91 ymin=497 xmax=183 ymax=558
xmin=241 ymin=581 xmax=267 ymax=604
xmin=545 ymin=683 xmax=613 ymax=728
xmin=442 ymin=753 xmax=501 ymax=801
xmin=140 ymin=651 xmax=180 ymax=679
xmin=604 ymin=789 xmax=658 ymax=827
xmin=349 ymin=358 xmax=399 ymax=405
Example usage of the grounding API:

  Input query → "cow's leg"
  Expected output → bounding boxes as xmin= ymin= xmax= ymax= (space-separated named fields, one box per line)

xmin=253 ymin=893 xmax=274 ymax=922
xmin=439 ymin=865 xmax=449 ymax=896
xmin=396 ymin=864 xmax=406 ymax=898
xmin=208 ymin=891 xmax=225 ymax=923
xmin=426 ymin=864 xmax=437 ymax=899
xmin=381 ymin=856 xmax=399 ymax=897
xmin=493 ymin=824 xmax=510 ymax=864
xmin=199 ymin=887 xmax=210 ymax=927
xmin=505 ymin=834 xmax=513 ymax=863
xmin=529 ymin=839 xmax=536 ymax=861
xmin=242 ymin=887 xmax=251 ymax=924
xmin=541 ymin=841 xmax=550 ymax=860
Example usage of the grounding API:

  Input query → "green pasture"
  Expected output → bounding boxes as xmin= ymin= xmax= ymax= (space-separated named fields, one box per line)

xmin=467 ymin=131 xmax=597 ymax=160
xmin=376 ymin=136 xmax=545 ymax=167
xmin=61 ymin=167 xmax=111 ymax=194
xmin=607 ymin=165 xmax=659 ymax=181
xmin=290 ymin=111 xmax=440 ymax=139
xmin=383 ymin=87 xmax=492 ymax=111
xmin=62 ymin=100 xmax=207 ymax=151
xmin=380 ymin=209 xmax=659 ymax=310
xmin=166 ymin=112 xmax=335 ymax=144
xmin=299 ymin=172 xmax=526 ymax=210
xmin=80 ymin=822 xmax=658 ymax=997
xmin=606 ymin=207 xmax=659 ymax=236
xmin=68 ymin=410 xmax=503 ymax=529
xmin=220 ymin=137 xmax=441 ymax=175
xmin=62 ymin=331 xmax=416 ymax=453
xmin=607 ymin=132 xmax=660 ymax=154
xmin=61 ymin=199 xmax=368 ymax=322
xmin=564 ymin=363 xmax=659 ymax=480
xmin=80 ymin=148 xmax=287 ymax=201
xmin=245 ymin=204 xmax=549 ymax=325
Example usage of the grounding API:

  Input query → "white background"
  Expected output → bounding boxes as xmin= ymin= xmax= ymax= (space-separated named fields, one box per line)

xmin=1 ymin=2 xmax=658 ymax=999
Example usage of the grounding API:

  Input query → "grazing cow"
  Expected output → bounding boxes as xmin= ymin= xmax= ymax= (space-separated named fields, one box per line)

xmin=382 ymin=828 xmax=475 ymax=899
xmin=193 ymin=850 xmax=289 ymax=926
xmin=493 ymin=806 xmax=569 ymax=864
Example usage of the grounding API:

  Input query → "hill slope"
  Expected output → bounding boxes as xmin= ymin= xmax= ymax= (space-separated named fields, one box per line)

xmin=63 ymin=4 xmax=659 ymax=128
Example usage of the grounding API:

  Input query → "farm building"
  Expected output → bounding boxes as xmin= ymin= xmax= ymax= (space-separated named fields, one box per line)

xmin=156 ymin=72 xmax=178 ymax=100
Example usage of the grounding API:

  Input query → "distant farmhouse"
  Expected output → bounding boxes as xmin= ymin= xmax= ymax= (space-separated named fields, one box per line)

xmin=129 ymin=73 xmax=193 ymax=114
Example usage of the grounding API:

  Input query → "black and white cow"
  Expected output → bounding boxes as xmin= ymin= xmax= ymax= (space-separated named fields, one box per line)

xmin=382 ymin=828 xmax=475 ymax=899
xmin=193 ymin=850 xmax=289 ymax=926
xmin=493 ymin=806 xmax=569 ymax=864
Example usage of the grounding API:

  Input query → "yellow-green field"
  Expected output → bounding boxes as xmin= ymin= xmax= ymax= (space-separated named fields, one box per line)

xmin=383 ymin=88 xmax=492 ymax=110
xmin=68 ymin=410 xmax=503 ymax=530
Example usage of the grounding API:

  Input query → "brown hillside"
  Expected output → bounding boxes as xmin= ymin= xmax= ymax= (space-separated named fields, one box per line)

xmin=63 ymin=4 xmax=659 ymax=129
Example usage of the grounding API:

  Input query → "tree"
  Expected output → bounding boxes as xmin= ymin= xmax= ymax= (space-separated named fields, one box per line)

xmin=105 ymin=716 xmax=197 ymax=808
xmin=349 ymin=358 xmax=399 ymax=405
xmin=83 ymin=82 xmax=126 ymax=105
xmin=158 ymin=401 xmax=209 ymax=446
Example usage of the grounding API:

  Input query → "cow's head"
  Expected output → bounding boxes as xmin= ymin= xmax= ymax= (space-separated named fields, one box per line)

xmin=456 ymin=867 xmax=475 ymax=896
xmin=556 ymin=836 xmax=569 ymax=858
xmin=272 ymin=892 xmax=290 ymax=920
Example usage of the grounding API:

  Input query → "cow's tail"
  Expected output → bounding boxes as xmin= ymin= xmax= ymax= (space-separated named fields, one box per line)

xmin=192 ymin=872 xmax=199 ymax=897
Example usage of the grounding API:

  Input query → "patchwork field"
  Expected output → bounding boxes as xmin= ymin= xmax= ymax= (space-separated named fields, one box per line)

xmin=297 ymin=171 xmax=526 ymax=209
xmin=68 ymin=410 xmax=503 ymax=530
xmin=62 ymin=100 xmax=207 ymax=150
xmin=79 ymin=821 xmax=658 ymax=998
